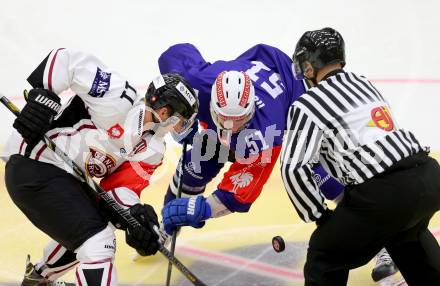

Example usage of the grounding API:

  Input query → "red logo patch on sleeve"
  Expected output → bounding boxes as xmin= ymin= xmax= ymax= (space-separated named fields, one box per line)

xmin=369 ymin=106 xmax=395 ymax=131
xmin=107 ymin=124 xmax=124 ymax=139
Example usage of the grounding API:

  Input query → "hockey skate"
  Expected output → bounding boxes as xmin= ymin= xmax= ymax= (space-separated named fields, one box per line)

xmin=371 ymin=248 xmax=399 ymax=282
xmin=21 ymin=255 xmax=74 ymax=286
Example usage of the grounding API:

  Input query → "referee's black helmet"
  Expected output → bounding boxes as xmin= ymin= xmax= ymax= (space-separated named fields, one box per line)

xmin=292 ymin=27 xmax=345 ymax=80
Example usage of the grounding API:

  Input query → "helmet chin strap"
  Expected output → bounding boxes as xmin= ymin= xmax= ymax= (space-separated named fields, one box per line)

xmin=152 ymin=114 xmax=160 ymax=123
xmin=300 ymin=62 xmax=319 ymax=86
xmin=303 ymin=67 xmax=319 ymax=86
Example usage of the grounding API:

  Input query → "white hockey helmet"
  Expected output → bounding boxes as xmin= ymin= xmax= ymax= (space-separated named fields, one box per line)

xmin=210 ymin=71 xmax=255 ymax=133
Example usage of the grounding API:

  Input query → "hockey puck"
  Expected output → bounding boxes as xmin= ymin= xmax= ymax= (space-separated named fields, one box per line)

xmin=272 ymin=236 xmax=285 ymax=252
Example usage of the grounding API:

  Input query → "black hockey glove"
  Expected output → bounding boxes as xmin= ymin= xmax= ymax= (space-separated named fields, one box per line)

xmin=13 ymin=89 xmax=61 ymax=147
xmin=125 ymin=204 xmax=160 ymax=256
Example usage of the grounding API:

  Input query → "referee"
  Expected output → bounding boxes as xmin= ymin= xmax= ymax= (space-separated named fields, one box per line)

xmin=281 ymin=27 xmax=440 ymax=285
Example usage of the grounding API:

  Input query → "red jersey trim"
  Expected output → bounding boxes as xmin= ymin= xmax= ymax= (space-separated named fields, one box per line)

xmin=218 ymin=145 xmax=282 ymax=204
xmin=45 ymin=262 xmax=79 ymax=279
xmin=75 ymin=268 xmax=83 ymax=286
xmin=19 ymin=139 xmax=25 ymax=155
xmin=48 ymin=48 xmax=65 ymax=91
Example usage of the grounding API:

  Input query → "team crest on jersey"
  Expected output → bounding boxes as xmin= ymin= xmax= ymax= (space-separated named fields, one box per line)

xmin=230 ymin=172 xmax=254 ymax=191
xmin=85 ymin=148 xmax=116 ymax=178
xmin=88 ymin=67 xmax=112 ymax=97
xmin=107 ymin=123 xmax=124 ymax=139
xmin=367 ymin=106 xmax=395 ymax=131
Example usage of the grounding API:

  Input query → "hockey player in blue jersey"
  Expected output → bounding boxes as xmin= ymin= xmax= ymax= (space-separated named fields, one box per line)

xmin=158 ymin=43 xmax=398 ymax=283
xmin=158 ymin=43 xmax=343 ymax=233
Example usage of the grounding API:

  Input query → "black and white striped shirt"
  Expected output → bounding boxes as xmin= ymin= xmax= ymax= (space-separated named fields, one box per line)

xmin=280 ymin=70 xmax=427 ymax=223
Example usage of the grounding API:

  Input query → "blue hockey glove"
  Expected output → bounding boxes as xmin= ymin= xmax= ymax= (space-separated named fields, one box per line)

xmin=162 ymin=196 xmax=212 ymax=235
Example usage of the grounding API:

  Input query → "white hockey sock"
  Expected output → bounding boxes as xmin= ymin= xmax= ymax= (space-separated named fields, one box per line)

xmin=35 ymin=240 xmax=78 ymax=281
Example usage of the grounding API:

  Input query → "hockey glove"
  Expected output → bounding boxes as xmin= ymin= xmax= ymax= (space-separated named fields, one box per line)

xmin=13 ymin=89 xmax=61 ymax=147
xmin=162 ymin=196 xmax=212 ymax=235
xmin=125 ymin=204 xmax=160 ymax=256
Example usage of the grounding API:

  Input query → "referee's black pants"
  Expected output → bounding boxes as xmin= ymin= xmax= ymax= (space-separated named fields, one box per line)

xmin=304 ymin=152 xmax=440 ymax=286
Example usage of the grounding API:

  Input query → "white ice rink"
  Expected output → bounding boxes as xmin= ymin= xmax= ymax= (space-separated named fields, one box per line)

xmin=0 ymin=1 xmax=440 ymax=285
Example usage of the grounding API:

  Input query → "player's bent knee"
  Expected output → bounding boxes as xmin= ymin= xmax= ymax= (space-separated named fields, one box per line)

xmin=75 ymin=225 xmax=116 ymax=263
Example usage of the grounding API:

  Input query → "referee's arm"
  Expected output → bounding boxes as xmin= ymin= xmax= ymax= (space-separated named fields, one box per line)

xmin=280 ymin=103 xmax=328 ymax=223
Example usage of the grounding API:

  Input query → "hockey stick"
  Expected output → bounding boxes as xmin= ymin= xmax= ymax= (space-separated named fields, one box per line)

xmin=165 ymin=140 xmax=188 ymax=286
xmin=0 ymin=96 xmax=207 ymax=286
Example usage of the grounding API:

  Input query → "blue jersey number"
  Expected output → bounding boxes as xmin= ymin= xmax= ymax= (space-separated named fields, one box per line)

xmin=245 ymin=61 xmax=284 ymax=99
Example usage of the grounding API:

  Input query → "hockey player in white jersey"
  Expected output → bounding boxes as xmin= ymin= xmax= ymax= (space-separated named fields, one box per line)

xmin=3 ymin=48 xmax=198 ymax=286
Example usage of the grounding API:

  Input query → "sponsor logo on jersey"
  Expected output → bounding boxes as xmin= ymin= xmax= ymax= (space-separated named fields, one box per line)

xmin=176 ymin=82 xmax=196 ymax=106
xmin=85 ymin=148 xmax=116 ymax=178
xmin=137 ymin=109 xmax=144 ymax=136
xmin=88 ymin=67 xmax=112 ymax=97
xmin=107 ymin=123 xmax=124 ymax=139
xmin=230 ymin=172 xmax=254 ymax=189
xmin=184 ymin=161 xmax=203 ymax=180
xmin=104 ymin=244 xmax=115 ymax=250
xmin=367 ymin=106 xmax=395 ymax=131
xmin=104 ymin=238 xmax=117 ymax=253
xmin=35 ymin=94 xmax=61 ymax=113
xmin=187 ymin=197 xmax=197 ymax=215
